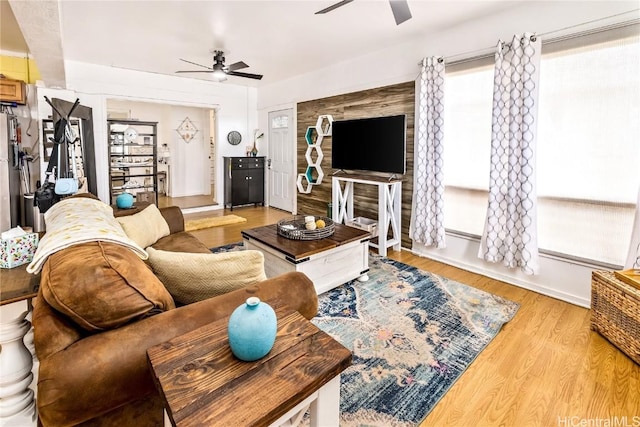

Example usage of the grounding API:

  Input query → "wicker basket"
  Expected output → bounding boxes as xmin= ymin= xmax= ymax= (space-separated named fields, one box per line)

xmin=277 ymin=215 xmax=335 ymax=240
xmin=591 ymin=270 xmax=640 ymax=364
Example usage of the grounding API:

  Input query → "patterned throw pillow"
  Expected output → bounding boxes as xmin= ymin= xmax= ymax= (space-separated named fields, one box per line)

xmin=146 ymin=247 xmax=266 ymax=305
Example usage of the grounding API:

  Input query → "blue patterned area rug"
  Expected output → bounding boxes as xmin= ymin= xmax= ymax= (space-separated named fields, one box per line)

xmin=212 ymin=243 xmax=519 ymax=426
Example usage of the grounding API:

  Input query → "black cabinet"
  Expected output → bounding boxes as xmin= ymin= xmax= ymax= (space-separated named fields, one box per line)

xmin=224 ymin=157 xmax=265 ymax=210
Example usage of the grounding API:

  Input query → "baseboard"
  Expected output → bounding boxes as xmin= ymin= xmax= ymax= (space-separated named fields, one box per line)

xmin=402 ymin=246 xmax=591 ymax=309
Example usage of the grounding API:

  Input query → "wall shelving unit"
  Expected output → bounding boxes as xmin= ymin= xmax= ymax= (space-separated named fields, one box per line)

xmin=107 ymin=119 xmax=158 ymax=205
xmin=297 ymin=114 xmax=333 ymax=194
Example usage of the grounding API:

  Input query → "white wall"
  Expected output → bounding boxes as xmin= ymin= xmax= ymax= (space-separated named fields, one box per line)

xmin=256 ymin=1 xmax=639 ymax=307
xmin=40 ymin=61 xmax=257 ymax=205
xmin=168 ymin=106 xmax=209 ymax=197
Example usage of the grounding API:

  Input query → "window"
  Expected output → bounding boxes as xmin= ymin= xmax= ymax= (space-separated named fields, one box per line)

xmin=442 ymin=25 xmax=640 ymax=266
xmin=271 ymin=115 xmax=289 ymax=129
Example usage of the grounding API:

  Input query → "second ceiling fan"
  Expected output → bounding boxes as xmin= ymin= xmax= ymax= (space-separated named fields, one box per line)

xmin=315 ymin=0 xmax=412 ymax=25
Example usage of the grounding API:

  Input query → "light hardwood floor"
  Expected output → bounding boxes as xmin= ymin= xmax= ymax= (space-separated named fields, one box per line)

xmin=184 ymin=206 xmax=640 ymax=427
xmin=158 ymin=185 xmax=216 ymax=210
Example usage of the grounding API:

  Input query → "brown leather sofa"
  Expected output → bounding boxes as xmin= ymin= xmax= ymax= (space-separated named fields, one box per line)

xmin=33 ymin=205 xmax=318 ymax=426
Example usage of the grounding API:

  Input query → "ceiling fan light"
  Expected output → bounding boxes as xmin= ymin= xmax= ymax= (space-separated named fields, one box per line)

xmin=213 ymin=69 xmax=226 ymax=80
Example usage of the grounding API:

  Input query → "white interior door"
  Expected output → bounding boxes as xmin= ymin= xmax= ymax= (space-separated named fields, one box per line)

xmin=268 ymin=109 xmax=294 ymax=212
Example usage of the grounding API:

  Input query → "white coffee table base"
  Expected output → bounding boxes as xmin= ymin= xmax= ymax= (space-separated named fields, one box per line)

xmin=243 ymin=238 xmax=369 ymax=295
xmin=270 ymin=375 xmax=341 ymax=427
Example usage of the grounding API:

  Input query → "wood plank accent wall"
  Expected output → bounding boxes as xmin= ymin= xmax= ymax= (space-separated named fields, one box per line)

xmin=296 ymin=81 xmax=415 ymax=248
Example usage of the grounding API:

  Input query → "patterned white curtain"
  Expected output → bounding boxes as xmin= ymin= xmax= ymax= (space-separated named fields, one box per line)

xmin=479 ymin=33 xmax=541 ymax=274
xmin=410 ymin=57 xmax=446 ymax=248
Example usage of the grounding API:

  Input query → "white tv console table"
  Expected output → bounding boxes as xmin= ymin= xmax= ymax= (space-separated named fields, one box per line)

xmin=332 ymin=174 xmax=402 ymax=256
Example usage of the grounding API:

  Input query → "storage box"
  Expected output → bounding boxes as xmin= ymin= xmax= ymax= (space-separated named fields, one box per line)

xmin=591 ymin=270 xmax=640 ymax=364
xmin=346 ymin=217 xmax=378 ymax=237
xmin=0 ymin=233 xmax=39 ymax=269
xmin=136 ymin=191 xmax=156 ymax=204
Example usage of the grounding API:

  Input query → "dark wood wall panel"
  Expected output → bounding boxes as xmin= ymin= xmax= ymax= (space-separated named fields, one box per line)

xmin=296 ymin=81 xmax=415 ymax=248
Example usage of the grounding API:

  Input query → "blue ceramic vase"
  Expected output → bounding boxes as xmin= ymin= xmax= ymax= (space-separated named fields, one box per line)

xmin=227 ymin=297 xmax=277 ymax=361
xmin=116 ymin=192 xmax=134 ymax=209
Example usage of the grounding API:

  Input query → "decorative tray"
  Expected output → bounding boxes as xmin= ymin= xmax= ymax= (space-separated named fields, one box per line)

xmin=277 ymin=215 xmax=335 ymax=240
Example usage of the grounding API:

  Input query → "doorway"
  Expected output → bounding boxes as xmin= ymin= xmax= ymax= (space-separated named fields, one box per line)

xmin=106 ymin=99 xmax=216 ymax=210
xmin=268 ymin=109 xmax=294 ymax=212
xmin=209 ymin=109 xmax=216 ymax=202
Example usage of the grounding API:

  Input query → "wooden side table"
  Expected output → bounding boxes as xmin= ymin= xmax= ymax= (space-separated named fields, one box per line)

xmin=0 ymin=263 xmax=40 ymax=426
xmin=147 ymin=307 xmax=351 ymax=427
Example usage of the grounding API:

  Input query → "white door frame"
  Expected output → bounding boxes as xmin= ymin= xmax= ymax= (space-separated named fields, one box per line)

xmin=267 ymin=107 xmax=296 ymax=213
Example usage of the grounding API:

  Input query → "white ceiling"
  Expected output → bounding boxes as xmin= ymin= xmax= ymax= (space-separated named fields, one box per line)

xmin=3 ymin=0 xmax=524 ymax=87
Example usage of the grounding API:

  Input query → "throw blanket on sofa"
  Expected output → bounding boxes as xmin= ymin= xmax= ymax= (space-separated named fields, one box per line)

xmin=27 ymin=198 xmax=148 ymax=274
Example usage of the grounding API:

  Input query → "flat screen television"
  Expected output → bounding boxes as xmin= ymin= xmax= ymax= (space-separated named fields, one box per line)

xmin=331 ymin=114 xmax=406 ymax=174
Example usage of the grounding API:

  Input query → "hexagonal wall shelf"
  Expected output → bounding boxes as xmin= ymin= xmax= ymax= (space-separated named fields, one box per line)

xmin=305 ymin=145 xmax=323 ymax=170
xmin=297 ymin=114 xmax=333 ymax=194
xmin=297 ymin=173 xmax=313 ymax=194
xmin=317 ymin=115 xmax=333 ymax=136
xmin=305 ymin=127 xmax=318 ymax=145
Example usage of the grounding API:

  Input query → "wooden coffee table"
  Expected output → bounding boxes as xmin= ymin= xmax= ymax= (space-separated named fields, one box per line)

xmin=147 ymin=307 xmax=352 ymax=427
xmin=241 ymin=223 xmax=371 ymax=294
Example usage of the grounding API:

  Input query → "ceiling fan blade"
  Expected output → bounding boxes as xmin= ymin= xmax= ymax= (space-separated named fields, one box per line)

xmin=227 ymin=71 xmax=263 ymax=80
xmin=227 ymin=61 xmax=249 ymax=71
xmin=389 ymin=0 xmax=411 ymax=25
xmin=179 ymin=58 xmax=213 ymax=70
xmin=315 ymin=0 xmax=354 ymax=14
xmin=175 ymin=70 xmax=215 ymax=73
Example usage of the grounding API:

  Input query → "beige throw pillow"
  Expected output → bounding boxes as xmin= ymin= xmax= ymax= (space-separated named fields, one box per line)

xmin=116 ymin=204 xmax=170 ymax=249
xmin=146 ymin=247 xmax=267 ymax=305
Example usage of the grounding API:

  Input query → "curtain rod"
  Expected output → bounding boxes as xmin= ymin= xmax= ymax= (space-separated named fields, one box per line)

xmin=417 ymin=10 xmax=639 ymax=67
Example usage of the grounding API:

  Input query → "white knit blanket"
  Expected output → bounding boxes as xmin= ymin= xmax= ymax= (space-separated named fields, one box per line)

xmin=26 ymin=198 xmax=148 ymax=274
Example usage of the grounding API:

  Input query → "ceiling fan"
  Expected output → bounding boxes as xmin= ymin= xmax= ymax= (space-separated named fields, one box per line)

xmin=175 ymin=50 xmax=263 ymax=81
xmin=315 ymin=0 xmax=412 ymax=25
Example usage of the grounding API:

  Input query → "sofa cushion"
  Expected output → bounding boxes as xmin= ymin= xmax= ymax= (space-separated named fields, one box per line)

xmin=41 ymin=241 xmax=175 ymax=332
xmin=146 ymin=247 xmax=267 ymax=305
xmin=116 ymin=204 xmax=170 ymax=249
xmin=151 ymin=231 xmax=211 ymax=253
